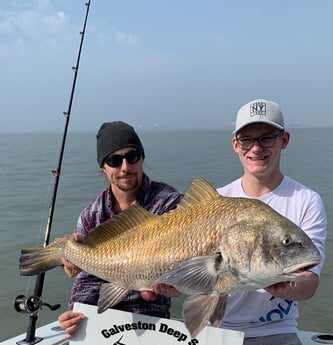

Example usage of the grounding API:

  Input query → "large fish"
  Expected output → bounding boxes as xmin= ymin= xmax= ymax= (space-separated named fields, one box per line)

xmin=19 ymin=178 xmax=320 ymax=338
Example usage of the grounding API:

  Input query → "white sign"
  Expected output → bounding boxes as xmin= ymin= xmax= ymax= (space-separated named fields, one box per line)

xmin=70 ymin=303 xmax=244 ymax=345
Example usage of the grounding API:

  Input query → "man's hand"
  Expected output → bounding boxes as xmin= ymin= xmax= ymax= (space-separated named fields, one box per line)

xmin=140 ymin=284 xmax=181 ymax=301
xmin=61 ymin=257 xmax=82 ymax=278
xmin=58 ymin=310 xmax=85 ymax=339
xmin=265 ymin=271 xmax=319 ymax=301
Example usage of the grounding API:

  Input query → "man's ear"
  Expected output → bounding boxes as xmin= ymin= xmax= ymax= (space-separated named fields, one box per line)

xmin=281 ymin=131 xmax=290 ymax=149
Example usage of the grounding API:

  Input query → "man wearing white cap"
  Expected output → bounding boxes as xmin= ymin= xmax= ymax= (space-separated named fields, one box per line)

xmin=217 ymin=99 xmax=327 ymax=345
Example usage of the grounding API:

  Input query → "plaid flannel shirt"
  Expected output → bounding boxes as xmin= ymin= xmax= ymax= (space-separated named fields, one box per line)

xmin=68 ymin=173 xmax=183 ymax=318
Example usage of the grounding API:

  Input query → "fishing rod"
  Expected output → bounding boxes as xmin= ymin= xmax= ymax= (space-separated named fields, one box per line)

xmin=14 ymin=1 xmax=91 ymax=344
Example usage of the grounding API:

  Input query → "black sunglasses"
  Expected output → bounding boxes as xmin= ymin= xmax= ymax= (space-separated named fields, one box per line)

xmin=104 ymin=150 xmax=141 ymax=168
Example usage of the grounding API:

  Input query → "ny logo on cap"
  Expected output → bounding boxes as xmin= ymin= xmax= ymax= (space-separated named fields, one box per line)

xmin=250 ymin=102 xmax=266 ymax=117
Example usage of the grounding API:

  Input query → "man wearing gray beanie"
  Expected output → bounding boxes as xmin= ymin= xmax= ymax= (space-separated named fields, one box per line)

xmin=59 ymin=121 xmax=183 ymax=338
xmin=96 ymin=121 xmax=145 ymax=167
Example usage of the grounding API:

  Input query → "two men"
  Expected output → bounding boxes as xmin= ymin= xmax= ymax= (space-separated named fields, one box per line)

xmin=60 ymin=100 xmax=327 ymax=344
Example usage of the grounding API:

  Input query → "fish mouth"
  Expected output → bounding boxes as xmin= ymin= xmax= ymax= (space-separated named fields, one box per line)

xmin=283 ymin=260 xmax=320 ymax=275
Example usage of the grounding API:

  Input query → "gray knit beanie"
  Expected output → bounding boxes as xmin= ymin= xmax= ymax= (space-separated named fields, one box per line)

xmin=96 ymin=121 xmax=145 ymax=167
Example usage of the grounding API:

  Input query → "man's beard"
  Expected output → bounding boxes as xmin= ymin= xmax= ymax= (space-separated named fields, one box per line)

xmin=116 ymin=174 xmax=139 ymax=192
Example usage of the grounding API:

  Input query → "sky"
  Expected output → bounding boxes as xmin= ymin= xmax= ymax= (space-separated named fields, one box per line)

xmin=1 ymin=0 xmax=333 ymax=132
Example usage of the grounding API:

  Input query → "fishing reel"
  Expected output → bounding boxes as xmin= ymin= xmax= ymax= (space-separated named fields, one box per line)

xmin=14 ymin=294 xmax=61 ymax=316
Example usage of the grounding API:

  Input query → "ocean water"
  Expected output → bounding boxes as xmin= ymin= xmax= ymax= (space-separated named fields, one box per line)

xmin=0 ymin=128 xmax=332 ymax=341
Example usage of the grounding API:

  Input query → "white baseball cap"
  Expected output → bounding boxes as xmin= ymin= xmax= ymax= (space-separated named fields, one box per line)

xmin=233 ymin=99 xmax=285 ymax=134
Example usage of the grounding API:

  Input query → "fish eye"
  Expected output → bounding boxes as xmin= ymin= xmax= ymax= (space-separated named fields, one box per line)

xmin=282 ymin=235 xmax=292 ymax=246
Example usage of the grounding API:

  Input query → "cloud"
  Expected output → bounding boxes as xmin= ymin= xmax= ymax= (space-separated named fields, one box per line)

xmin=0 ymin=0 xmax=77 ymax=48
xmin=35 ymin=0 xmax=53 ymax=12
xmin=114 ymin=30 xmax=142 ymax=47
xmin=0 ymin=17 xmax=12 ymax=34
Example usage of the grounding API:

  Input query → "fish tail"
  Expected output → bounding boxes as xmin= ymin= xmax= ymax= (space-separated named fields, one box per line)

xmin=19 ymin=239 xmax=65 ymax=276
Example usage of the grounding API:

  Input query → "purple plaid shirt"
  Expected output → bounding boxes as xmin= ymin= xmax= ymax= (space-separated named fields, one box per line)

xmin=68 ymin=173 xmax=183 ymax=318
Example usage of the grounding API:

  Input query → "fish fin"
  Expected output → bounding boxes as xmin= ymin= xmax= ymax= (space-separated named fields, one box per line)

xmin=155 ymin=254 xmax=221 ymax=294
xmin=19 ymin=237 xmax=68 ymax=276
xmin=209 ymin=294 xmax=228 ymax=327
xmin=183 ymin=291 xmax=220 ymax=339
xmin=87 ymin=205 xmax=157 ymax=246
xmin=177 ymin=178 xmax=220 ymax=209
xmin=97 ymin=282 xmax=129 ymax=313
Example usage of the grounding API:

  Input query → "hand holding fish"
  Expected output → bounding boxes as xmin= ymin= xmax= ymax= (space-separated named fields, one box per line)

xmin=265 ymin=271 xmax=319 ymax=301
xmin=60 ymin=232 xmax=178 ymax=306
xmin=61 ymin=257 xmax=82 ymax=278
xmin=19 ymin=178 xmax=321 ymax=338
xmin=61 ymin=233 xmax=83 ymax=278
xmin=57 ymin=285 xmax=180 ymax=339
xmin=140 ymin=284 xmax=181 ymax=301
